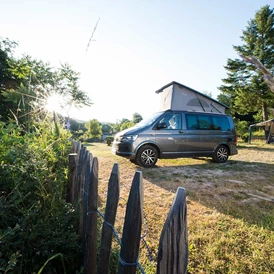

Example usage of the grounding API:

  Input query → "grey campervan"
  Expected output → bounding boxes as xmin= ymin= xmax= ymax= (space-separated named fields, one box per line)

xmin=112 ymin=110 xmax=238 ymax=167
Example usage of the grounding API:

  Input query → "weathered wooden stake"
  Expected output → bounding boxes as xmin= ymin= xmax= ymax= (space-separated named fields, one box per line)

xmin=97 ymin=163 xmax=120 ymax=274
xmin=84 ymin=157 xmax=99 ymax=274
xmin=156 ymin=187 xmax=188 ymax=274
xmin=118 ymin=171 xmax=143 ymax=274
xmin=67 ymin=153 xmax=78 ymax=203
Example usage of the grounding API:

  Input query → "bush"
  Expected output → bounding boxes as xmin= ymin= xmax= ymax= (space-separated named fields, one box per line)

xmin=0 ymin=121 xmax=81 ymax=273
xmin=105 ymin=136 xmax=114 ymax=146
xmin=235 ymin=120 xmax=249 ymax=141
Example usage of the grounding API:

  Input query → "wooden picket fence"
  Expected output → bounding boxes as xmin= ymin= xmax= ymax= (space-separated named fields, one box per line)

xmin=67 ymin=141 xmax=188 ymax=274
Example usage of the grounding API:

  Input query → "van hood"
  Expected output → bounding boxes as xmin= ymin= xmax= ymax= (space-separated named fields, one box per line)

xmin=116 ymin=126 xmax=139 ymax=137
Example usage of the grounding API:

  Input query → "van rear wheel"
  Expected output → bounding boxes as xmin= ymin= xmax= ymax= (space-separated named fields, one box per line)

xmin=136 ymin=145 xmax=158 ymax=167
xmin=213 ymin=145 xmax=229 ymax=163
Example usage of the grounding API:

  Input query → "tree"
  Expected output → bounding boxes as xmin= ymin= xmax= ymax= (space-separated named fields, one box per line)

xmin=120 ymin=121 xmax=135 ymax=131
xmin=85 ymin=119 xmax=102 ymax=139
xmin=218 ymin=5 xmax=274 ymax=122
xmin=132 ymin=112 xmax=143 ymax=124
xmin=0 ymin=38 xmax=20 ymax=120
xmin=102 ymin=123 xmax=113 ymax=135
xmin=0 ymin=37 xmax=92 ymax=128
xmin=241 ymin=55 xmax=274 ymax=93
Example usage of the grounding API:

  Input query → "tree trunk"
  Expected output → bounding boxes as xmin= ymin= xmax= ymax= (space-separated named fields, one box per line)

xmin=262 ymin=102 xmax=268 ymax=121
xmin=262 ymin=102 xmax=270 ymax=144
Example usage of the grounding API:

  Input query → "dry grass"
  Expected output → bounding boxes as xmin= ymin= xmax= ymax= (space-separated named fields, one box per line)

xmin=85 ymin=141 xmax=274 ymax=274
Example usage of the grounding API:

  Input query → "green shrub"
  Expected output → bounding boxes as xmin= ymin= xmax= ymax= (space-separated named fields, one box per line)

xmin=105 ymin=136 xmax=114 ymax=146
xmin=235 ymin=120 xmax=249 ymax=141
xmin=0 ymin=121 xmax=81 ymax=273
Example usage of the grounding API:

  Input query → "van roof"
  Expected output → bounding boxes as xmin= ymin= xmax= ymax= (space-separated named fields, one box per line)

xmin=164 ymin=109 xmax=229 ymax=116
xmin=155 ymin=81 xmax=229 ymax=109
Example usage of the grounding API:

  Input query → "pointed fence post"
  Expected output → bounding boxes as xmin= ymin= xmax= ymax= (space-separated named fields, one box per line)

xmin=97 ymin=163 xmax=120 ymax=274
xmin=118 ymin=171 xmax=143 ymax=274
xmin=79 ymin=148 xmax=90 ymax=239
xmin=83 ymin=152 xmax=93 ymax=244
xmin=67 ymin=153 xmax=78 ymax=203
xmin=156 ymin=187 xmax=188 ymax=274
xmin=84 ymin=157 xmax=99 ymax=274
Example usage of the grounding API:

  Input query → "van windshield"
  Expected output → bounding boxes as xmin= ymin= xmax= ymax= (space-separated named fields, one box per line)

xmin=135 ymin=112 xmax=163 ymax=128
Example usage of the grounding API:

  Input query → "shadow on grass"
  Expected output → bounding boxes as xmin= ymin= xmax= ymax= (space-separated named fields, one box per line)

xmin=139 ymin=159 xmax=274 ymax=230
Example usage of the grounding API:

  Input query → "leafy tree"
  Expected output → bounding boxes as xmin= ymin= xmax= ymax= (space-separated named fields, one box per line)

xmin=218 ymin=5 xmax=274 ymax=122
xmin=120 ymin=120 xmax=135 ymax=130
xmin=102 ymin=123 xmax=113 ymax=135
xmin=85 ymin=119 xmax=102 ymax=139
xmin=132 ymin=112 xmax=143 ymax=124
xmin=112 ymin=122 xmax=121 ymax=133
xmin=0 ymin=37 xmax=92 ymax=129
xmin=0 ymin=38 xmax=20 ymax=120
xmin=120 ymin=118 xmax=130 ymax=125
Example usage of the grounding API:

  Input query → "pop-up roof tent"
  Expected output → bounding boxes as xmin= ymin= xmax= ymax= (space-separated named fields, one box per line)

xmin=155 ymin=81 xmax=228 ymax=114
xmin=249 ymin=118 xmax=274 ymax=144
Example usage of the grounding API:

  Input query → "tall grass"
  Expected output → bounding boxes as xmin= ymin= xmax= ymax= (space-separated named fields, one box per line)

xmin=0 ymin=121 xmax=81 ymax=273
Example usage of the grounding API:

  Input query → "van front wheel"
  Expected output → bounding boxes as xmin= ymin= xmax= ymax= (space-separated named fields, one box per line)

xmin=136 ymin=145 xmax=158 ymax=167
xmin=213 ymin=145 xmax=229 ymax=163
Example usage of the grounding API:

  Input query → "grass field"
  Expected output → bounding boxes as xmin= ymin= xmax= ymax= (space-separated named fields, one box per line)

xmin=85 ymin=141 xmax=274 ymax=274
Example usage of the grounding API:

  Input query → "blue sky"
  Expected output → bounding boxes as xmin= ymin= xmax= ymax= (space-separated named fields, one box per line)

xmin=1 ymin=0 xmax=271 ymax=122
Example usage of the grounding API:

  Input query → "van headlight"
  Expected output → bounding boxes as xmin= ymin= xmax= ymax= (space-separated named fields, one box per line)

xmin=120 ymin=135 xmax=138 ymax=142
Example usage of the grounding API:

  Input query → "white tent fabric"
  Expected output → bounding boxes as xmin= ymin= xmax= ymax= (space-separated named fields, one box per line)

xmin=156 ymin=82 xmax=227 ymax=114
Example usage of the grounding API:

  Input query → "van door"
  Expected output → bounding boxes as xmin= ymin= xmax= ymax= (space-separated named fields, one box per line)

xmin=183 ymin=114 xmax=230 ymax=154
xmin=154 ymin=113 xmax=184 ymax=157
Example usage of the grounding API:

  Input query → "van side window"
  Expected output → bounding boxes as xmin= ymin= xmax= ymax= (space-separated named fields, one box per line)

xmin=197 ymin=115 xmax=211 ymax=129
xmin=158 ymin=114 xmax=182 ymax=130
xmin=186 ymin=114 xmax=230 ymax=131
xmin=186 ymin=115 xmax=199 ymax=129
xmin=212 ymin=116 xmax=230 ymax=131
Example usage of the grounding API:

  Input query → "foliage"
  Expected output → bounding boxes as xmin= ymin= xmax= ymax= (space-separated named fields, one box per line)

xmin=235 ymin=120 xmax=250 ymax=141
xmin=112 ymin=122 xmax=121 ymax=133
xmin=218 ymin=5 xmax=274 ymax=122
xmin=85 ymin=119 xmax=102 ymax=139
xmin=0 ymin=121 xmax=81 ymax=273
xmin=120 ymin=120 xmax=135 ymax=131
xmin=132 ymin=112 xmax=143 ymax=124
xmin=0 ymin=37 xmax=91 ymax=129
xmin=105 ymin=136 xmax=114 ymax=146
xmin=102 ymin=123 xmax=113 ymax=135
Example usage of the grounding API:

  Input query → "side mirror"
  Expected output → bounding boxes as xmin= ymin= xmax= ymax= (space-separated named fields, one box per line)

xmin=156 ymin=122 xmax=167 ymax=129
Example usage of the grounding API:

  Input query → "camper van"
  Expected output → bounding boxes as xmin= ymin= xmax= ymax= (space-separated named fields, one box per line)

xmin=112 ymin=110 xmax=238 ymax=167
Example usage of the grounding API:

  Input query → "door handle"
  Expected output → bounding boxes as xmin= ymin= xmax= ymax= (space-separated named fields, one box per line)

xmin=179 ymin=130 xmax=184 ymax=134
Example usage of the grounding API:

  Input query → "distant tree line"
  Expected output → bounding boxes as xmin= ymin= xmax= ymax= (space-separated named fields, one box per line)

xmin=81 ymin=112 xmax=143 ymax=142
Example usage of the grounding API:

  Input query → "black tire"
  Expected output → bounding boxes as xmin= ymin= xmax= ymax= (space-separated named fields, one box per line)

xmin=129 ymin=159 xmax=136 ymax=163
xmin=213 ymin=145 xmax=229 ymax=163
xmin=136 ymin=145 xmax=158 ymax=167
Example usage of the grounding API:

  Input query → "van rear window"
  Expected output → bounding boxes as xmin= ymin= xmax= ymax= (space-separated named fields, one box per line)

xmin=186 ymin=114 xmax=230 ymax=131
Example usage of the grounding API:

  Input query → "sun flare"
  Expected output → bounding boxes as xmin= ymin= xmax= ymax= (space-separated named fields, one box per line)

xmin=45 ymin=94 xmax=63 ymax=113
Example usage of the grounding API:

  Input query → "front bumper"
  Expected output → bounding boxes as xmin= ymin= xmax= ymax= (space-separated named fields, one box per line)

xmin=112 ymin=142 xmax=136 ymax=159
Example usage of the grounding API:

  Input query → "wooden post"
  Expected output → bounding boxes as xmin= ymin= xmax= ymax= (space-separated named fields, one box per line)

xmin=97 ymin=163 xmax=120 ymax=274
xmin=118 ymin=171 xmax=143 ymax=274
xmin=82 ymin=151 xmax=93 ymax=243
xmin=75 ymin=146 xmax=86 ymax=204
xmin=79 ymin=148 xmax=89 ymax=239
xmin=84 ymin=157 xmax=99 ymax=274
xmin=67 ymin=153 xmax=78 ymax=204
xmin=156 ymin=187 xmax=188 ymax=274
